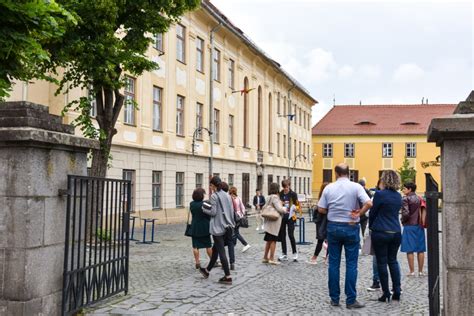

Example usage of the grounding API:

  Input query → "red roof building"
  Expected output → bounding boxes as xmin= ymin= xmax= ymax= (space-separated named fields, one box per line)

xmin=312 ymin=104 xmax=456 ymax=136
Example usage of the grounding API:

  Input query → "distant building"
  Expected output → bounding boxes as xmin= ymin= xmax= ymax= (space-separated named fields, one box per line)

xmin=311 ymin=104 xmax=456 ymax=196
xmin=8 ymin=1 xmax=316 ymax=222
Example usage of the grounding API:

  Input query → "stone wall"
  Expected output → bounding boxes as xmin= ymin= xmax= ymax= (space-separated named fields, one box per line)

xmin=0 ymin=102 xmax=97 ymax=315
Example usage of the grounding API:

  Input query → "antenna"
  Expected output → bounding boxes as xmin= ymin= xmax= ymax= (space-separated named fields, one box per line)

xmin=421 ymin=97 xmax=424 ymax=104
xmin=333 ymin=94 xmax=336 ymax=106
xmin=359 ymin=100 xmax=362 ymax=106
xmin=426 ymin=98 xmax=428 ymax=104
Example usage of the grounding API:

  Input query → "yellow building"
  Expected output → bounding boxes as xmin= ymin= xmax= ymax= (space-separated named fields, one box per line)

xmin=8 ymin=1 xmax=317 ymax=222
xmin=311 ymin=104 xmax=456 ymax=196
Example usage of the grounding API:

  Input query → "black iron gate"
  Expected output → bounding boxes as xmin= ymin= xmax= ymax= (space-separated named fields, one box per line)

xmin=62 ymin=175 xmax=131 ymax=316
xmin=425 ymin=173 xmax=442 ymax=316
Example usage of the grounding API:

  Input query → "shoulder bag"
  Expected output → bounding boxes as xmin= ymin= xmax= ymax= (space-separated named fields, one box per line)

xmin=261 ymin=195 xmax=280 ymax=221
xmin=184 ymin=209 xmax=193 ymax=237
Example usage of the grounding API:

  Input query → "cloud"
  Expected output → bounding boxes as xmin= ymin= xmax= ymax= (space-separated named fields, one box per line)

xmin=392 ymin=63 xmax=425 ymax=83
xmin=359 ymin=64 xmax=382 ymax=80
xmin=338 ymin=65 xmax=354 ymax=79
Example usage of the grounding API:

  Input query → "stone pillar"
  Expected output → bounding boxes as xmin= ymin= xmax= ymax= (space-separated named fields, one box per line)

xmin=0 ymin=102 xmax=98 ymax=315
xmin=428 ymin=91 xmax=474 ymax=316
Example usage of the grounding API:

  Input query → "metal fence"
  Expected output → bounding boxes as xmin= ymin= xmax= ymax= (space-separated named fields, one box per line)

xmin=62 ymin=175 xmax=131 ymax=316
xmin=425 ymin=173 xmax=441 ymax=316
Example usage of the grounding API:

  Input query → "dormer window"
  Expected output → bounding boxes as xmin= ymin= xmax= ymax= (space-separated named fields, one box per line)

xmin=355 ymin=120 xmax=376 ymax=126
xmin=401 ymin=121 xmax=419 ymax=125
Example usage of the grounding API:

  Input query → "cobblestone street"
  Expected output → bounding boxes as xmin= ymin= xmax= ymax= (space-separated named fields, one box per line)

xmin=86 ymin=217 xmax=429 ymax=315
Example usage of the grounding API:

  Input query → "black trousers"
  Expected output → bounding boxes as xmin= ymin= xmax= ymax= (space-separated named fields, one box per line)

xmin=360 ymin=216 xmax=368 ymax=237
xmin=207 ymin=234 xmax=230 ymax=276
xmin=314 ymin=239 xmax=326 ymax=257
xmin=280 ymin=214 xmax=297 ymax=255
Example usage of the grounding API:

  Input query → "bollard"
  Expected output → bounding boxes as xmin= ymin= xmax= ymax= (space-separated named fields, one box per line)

xmin=296 ymin=217 xmax=313 ymax=245
xmin=136 ymin=218 xmax=160 ymax=244
xmin=130 ymin=215 xmax=138 ymax=241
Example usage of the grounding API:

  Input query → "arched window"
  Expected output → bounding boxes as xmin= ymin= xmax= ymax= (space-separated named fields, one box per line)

xmin=243 ymin=77 xmax=249 ymax=148
xmin=257 ymin=86 xmax=262 ymax=151
xmin=268 ymin=92 xmax=272 ymax=153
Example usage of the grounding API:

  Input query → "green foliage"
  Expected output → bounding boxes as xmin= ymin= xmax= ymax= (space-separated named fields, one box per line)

xmin=398 ymin=158 xmax=417 ymax=185
xmin=0 ymin=0 xmax=75 ymax=99
xmin=44 ymin=0 xmax=200 ymax=175
xmin=96 ymin=228 xmax=112 ymax=241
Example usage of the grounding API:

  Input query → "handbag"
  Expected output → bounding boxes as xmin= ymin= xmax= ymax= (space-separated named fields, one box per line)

xmin=261 ymin=196 xmax=280 ymax=221
xmin=239 ymin=216 xmax=249 ymax=228
xmin=361 ymin=233 xmax=374 ymax=256
xmin=316 ymin=213 xmax=327 ymax=240
xmin=184 ymin=210 xmax=193 ymax=237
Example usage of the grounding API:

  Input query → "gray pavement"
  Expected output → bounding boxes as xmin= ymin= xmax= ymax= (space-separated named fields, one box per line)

xmin=86 ymin=217 xmax=429 ymax=315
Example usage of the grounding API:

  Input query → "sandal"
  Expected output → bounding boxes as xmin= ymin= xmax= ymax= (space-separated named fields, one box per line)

xmin=407 ymin=272 xmax=416 ymax=277
xmin=262 ymin=258 xmax=269 ymax=264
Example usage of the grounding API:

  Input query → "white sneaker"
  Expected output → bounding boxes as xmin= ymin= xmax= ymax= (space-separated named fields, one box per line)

xmin=256 ymin=227 xmax=260 ymax=231
xmin=278 ymin=255 xmax=288 ymax=261
xmin=292 ymin=253 xmax=299 ymax=261
xmin=242 ymin=244 xmax=251 ymax=253
xmin=261 ymin=225 xmax=264 ymax=230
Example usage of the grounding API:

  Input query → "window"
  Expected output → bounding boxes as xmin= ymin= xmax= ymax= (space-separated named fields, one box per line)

xmin=268 ymin=93 xmax=273 ymax=153
xmin=228 ymin=59 xmax=235 ymax=89
xmin=176 ymin=95 xmax=185 ymax=136
xmin=195 ymin=173 xmax=203 ymax=188
xmin=152 ymin=171 xmax=162 ymax=209
xmin=228 ymin=174 xmax=234 ymax=186
xmin=89 ymin=88 xmax=97 ymax=117
xmin=283 ymin=135 xmax=287 ymax=158
xmin=277 ymin=92 xmax=281 ymax=114
xmin=243 ymin=77 xmax=249 ymax=147
xmin=228 ymin=114 xmax=234 ymax=146
xmin=176 ymin=172 xmax=184 ymax=207
xmin=154 ymin=33 xmax=163 ymax=52
xmin=212 ymin=48 xmax=220 ymax=81
xmin=382 ymin=143 xmax=393 ymax=157
xmin=176 ymin=24 xmax=185 ymax=63
xmin=294 ymin=140 xmax=297 ymax=160
xmin=123 ymin=77 xmax=135 ymax=125
xmin=196 ymin=102 xmax=203 ymax=140
xmin=283 ymin=96 xmax=287 ymax=116
xmin=299 ymin=141 xmax=302 ymax=156
xmin=349 ymin=170 xmax=359 ymax=182
xmin=213 ymin=109 xmax=220 ymax=143
xmin=299 ymin=177 xmax=302 ymax=194
xmin=123 ymin=170 xmax=135 ymax=212
xmin=323 ymin=169 xmax=332 ymax=183
xmin=303 ymin=178 xmax=306 ymax=195
xmin=344 ymin=143 xmax=355 ymax=158
xmin=196 ymin=37 xmax=204 ymax=72
xmin=406 ymin=143 xmax=417 ymax=158
xmin=153 ymin=86 xmax=162 ymax=131
xmin=277 ymin=133 xmax=280 ymax=157
xmin=268 ymin=174 xmax=273 ymax=193
xmin=323 ymin=143 xmax=333 ymax=157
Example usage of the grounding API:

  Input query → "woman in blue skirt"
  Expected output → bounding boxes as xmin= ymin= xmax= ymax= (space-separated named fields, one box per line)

xmin=400 ymin=182 xmax=426 ymax=276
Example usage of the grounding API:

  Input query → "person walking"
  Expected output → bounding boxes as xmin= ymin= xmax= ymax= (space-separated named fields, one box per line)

xmin=262 ymin=182 xmax=287 ymax=265
xmin=190 ymin=188 xmax=212 ymax=269
xmin=369 ymin=170 xmax=403 ymax=302
xmin=278 ymin=179 xmax=300 ymax=261
xmin=400 ymin=182 xmax=426 ymax=276
xmin=229 ymin=186 xmax=251 ymax=253
xmin=220 ymin=182 xmax=235 ymax=270
xmin=253 ymin=189 xmax=266 ymax=231
xmin=199 ymin=176 xmax=235 ymax=284
xmin=309 ymin=182 xmax=329 ymax=265
xmin=318 ymin=163 xmax=372 ymax=309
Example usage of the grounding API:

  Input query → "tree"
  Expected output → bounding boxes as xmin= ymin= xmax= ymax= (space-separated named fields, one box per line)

xmin=46 ymin=0 xmax=200 ymax=177
xmin=398 ymin=158 xmax=417 ymax=185
xmin=0 ymin=0 xmax=74 ymax=100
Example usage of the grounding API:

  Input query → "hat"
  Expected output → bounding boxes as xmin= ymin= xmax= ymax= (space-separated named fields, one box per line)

xmin=202 ymin=200 xmax=212 ymax=211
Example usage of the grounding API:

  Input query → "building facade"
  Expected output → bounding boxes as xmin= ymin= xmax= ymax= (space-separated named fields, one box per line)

xmin=311 ymin=104 xmax=456 ymax=197
xmin=8 ymin=1 xmax=316 ymax=223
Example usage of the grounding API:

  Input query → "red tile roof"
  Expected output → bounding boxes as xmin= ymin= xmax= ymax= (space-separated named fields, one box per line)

xmin=312 ymin=104 xmax=456 ymax=135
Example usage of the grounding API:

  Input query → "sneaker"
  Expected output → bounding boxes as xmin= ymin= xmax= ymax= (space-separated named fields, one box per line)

xmin=330 ymin=301 xmax=340 ymax=307
xmin=242 ymin=244 xmax=251 ymax=253
xmin=269 ymin=260 xmax=281 ymax=265
xmin=199 ymin=268 xmax=209 ymax=279
xmin=261 ymin=225 xmax=264 ymax=230
xmin=218 ymin=276 xmax=232 ymax=285
xmin=346 ymin=300 xmax=365 ymax=309
xmin=230 ymin=263 xmax=235 ymax=271
xmin=278 ymin=255 xmax=288 ymax=261
xmin=367 ymin=282 xmax=381 ymax=291
xmin=292 ymin=252 xmax=298 ymax=261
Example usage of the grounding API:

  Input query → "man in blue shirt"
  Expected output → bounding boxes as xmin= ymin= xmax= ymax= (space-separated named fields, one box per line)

xmin=318 ymin=163 xmax=372 ymax=309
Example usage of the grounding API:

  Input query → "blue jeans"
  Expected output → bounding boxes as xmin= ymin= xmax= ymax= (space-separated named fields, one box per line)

xmin=327 ymin=222 xmax=360 ymax=305
xmin=372 ymin=255 xmax=379 ymax=283
xmin=371 ymin=231 xmax=401 ymax=297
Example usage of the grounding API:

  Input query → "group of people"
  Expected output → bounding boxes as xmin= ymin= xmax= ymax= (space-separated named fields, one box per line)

xmin=316 ymin=163 xmax=427 ymax=309
xmin=188 ymin=177 xmax=251 ymax=284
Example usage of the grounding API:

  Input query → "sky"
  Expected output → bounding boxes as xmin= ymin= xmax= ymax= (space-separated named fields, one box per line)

xmin=210 ymin=0 xmax=473 ymax=125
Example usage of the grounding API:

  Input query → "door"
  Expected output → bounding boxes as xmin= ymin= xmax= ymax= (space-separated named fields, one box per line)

xmin=242 ymin=173 xmax=250 ymax=207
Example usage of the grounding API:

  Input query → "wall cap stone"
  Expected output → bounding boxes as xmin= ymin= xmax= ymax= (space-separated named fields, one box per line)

xmin=427 ymin=114 xmax=474 ymax=145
